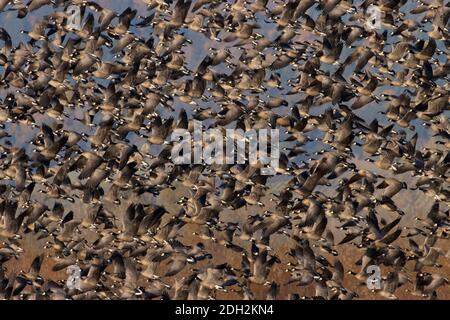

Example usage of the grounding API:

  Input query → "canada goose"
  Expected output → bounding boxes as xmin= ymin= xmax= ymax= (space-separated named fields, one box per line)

xmin=414 ymin=273 xmax=449 ymax=297
xmin=415 ymin=38 xmax=437 ymax=61
xmin=86 ymin=2 xmax=117 ymax=31
xmin=21 ymin=254 xmax=43 ymax=283
xmin=70 ymin=151 xmax=104 ymax=180
xmin=78 ymin=257 xmax=106 ymax=293
xmin=108 ymin=7 xmax=136 ymax=35
xmin=147 ymin=115 xmax=174 ymax=145
xmin=0 ymin=0 xmax=14 ymax=11
xmin=169 ymin=0 xmax=192 ymax=28
xmin=0 ymin=0 xmax=447 ymax=301
xmin=376 ymin=177 xmax=407 ymax=199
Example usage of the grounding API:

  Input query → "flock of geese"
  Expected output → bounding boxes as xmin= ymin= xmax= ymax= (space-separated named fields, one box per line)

xmin=0 ymin=0 xmax=449 ymax=300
